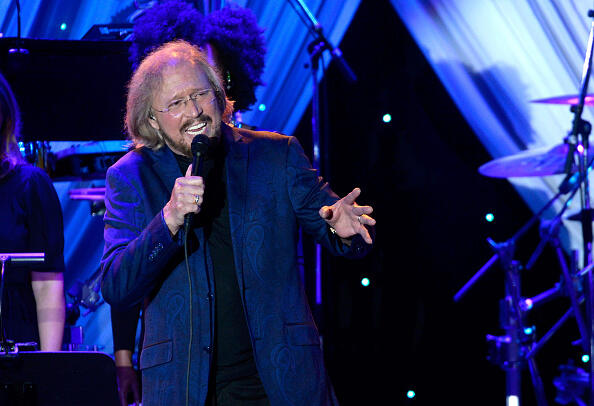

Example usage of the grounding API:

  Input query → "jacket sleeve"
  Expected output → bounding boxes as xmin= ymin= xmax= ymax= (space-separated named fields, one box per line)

xmin=100 ymin=165 xmax=181 ymax=307
xmin=285 ymin=136 xmax=372 ymax=259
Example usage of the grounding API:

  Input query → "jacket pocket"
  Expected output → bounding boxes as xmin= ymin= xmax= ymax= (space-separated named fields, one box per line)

xmin=140 ymin=339 xmax=173 ymax=370
xmin=286 ymin=323 xmax=320 ymax=346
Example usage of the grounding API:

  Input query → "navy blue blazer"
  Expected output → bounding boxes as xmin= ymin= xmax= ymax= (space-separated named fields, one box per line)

xmin=101 ymin=125 xmax=370 ymax=405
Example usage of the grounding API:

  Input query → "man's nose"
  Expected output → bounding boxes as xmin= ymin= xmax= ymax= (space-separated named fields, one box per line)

xmin=185 ymin=98 xmax=203 ymax=117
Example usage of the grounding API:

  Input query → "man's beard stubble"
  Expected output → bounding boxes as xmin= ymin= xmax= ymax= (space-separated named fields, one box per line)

xmin=162 ymin=116 xmax=221 ymax=157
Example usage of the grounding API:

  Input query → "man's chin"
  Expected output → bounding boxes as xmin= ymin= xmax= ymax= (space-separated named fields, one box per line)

xmin=162 ymin=134 xmax=191 ymax=157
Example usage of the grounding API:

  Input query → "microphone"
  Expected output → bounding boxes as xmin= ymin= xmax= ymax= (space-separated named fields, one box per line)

xmin=183 ymin=134 xmax=210 ymax=234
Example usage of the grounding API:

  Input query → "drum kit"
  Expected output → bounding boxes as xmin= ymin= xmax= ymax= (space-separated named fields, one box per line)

xmin=456 ymin=90 xmax=594 ymax=406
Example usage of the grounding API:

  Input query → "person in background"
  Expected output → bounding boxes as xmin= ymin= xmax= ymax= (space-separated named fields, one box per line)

xmin=101 ymin=40 xmax=375 ymax=406
xmin=0 ymin=72 xmax=66 ymax=352
xmin=110 ymin=2 xmax=266 ymax=404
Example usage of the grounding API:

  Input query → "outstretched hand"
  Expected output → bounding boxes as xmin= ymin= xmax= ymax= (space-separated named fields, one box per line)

xmin=319 ymin=188 xmax=375 ymax=244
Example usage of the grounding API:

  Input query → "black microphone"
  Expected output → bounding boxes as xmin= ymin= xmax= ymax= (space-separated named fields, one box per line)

xmin=183 ymin=134 xmax=210 ymax=234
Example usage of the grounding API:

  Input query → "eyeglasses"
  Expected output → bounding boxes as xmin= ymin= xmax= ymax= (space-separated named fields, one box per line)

xmin=153 ymin=89 xmax=215 ymax=117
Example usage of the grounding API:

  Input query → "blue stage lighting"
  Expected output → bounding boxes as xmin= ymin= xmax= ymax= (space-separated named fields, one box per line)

xmin=407 ymin=390 xmax=416 ymax=399
xmin=60 ymin=23 xmax=67 ymax=31
xmin=258 ymin=103 xmax=266 ymax=111
xmin=361 ymin=277 xmax=370 ymax=287
xmin=382 ymin=113 xmax=392 ymax=123
xmin=485 ymin=213 xmax=494 ymax=222
xmin=583 ymin=354 xmax=590 ymax=363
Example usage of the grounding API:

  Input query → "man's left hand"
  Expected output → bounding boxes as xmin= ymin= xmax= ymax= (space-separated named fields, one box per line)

xmin=319 ymin=188 xmax=375 ymax=244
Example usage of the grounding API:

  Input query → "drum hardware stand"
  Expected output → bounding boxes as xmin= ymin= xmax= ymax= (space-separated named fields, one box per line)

xmin=455 ymin=165 xmax=589 ymax=405
xmin=526 ymin=201 xmax=589 ymax=349
xmin=0 ymin=253 xmax=45 ymax=355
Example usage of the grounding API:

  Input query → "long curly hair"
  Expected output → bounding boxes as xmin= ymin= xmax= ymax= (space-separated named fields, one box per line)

xmin=198 ymin=5 xmax=266 ymax=112
xmin=129 ymin=0 xmax=204 ymax=71
xmin=129 ymin=1 xmax=266 ymax=112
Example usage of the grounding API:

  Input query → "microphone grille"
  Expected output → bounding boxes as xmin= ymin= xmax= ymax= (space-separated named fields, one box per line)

xmin=191 ymin=134 xmax=210 ymax=155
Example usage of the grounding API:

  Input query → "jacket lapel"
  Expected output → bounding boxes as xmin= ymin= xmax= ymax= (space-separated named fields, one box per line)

xmin=150 ymin=145 xmax=181 ymax=203
xmin=224 ymin=125 xmax=249 ymax=284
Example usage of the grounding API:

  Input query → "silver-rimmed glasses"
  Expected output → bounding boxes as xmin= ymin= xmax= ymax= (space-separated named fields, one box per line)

xmin=153 ymin=89 xmax=215 ymax=117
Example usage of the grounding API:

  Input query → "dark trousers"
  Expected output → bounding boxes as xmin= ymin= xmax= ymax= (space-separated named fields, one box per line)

xmin=207 ymin=371 xmax=270 ymax=406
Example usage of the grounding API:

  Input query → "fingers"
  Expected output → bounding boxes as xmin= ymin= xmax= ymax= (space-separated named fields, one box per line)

xmin=163 ymin=174 xmax=205 ymax=235
xmin=319 ymin=206 xmax=333 ymax=220
xmin=173 ymin=177 xmax=204 ymax=211
xmin=133 ymin=385 xmax=141 ymax=405
xmin=342 ymin=187 xmax=361 ymax=205
xmin=359 ymin=224 xmax=373 ymax=244
xmin=357 ymin=211 xmax=376 ymax=226
xmin=118 ymin=391 xmax=127 ymax=406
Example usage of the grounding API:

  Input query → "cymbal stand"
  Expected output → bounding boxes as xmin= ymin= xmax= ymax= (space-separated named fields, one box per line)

xmin=565 ymin=10 xmax=594 ymax=405
xmin=525 ymin=190 xmax=589 ymax=350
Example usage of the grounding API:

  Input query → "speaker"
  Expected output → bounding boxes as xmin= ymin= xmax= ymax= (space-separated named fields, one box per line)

xmin=0 ymin=351 xmax=119 ymax=406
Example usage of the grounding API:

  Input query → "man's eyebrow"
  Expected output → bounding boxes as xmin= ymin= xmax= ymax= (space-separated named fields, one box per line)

xmin=167 ymin=88 xmax=209 ymax=101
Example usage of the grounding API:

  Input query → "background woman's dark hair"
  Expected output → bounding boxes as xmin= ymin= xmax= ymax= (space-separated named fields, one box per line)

xmin=0 ymin=72 xmax=24 ymax=178
xmin=129 ymin=0 xmax=266 ymax=112
xmin=197 ymin=5 xmax=266 ymax=112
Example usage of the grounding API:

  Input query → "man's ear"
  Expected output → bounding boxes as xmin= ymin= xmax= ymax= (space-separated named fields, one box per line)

xmin=148 ymin=113 xmax=160 ymax=130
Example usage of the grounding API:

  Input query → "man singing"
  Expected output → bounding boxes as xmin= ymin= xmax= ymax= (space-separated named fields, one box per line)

xmin=101 ymin=40 xmax=375 ymax=406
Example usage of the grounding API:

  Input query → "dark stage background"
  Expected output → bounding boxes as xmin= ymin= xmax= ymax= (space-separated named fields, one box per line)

xmin=1 ymin=0 xmax=586 ymax=404
xmin=293 ymin=1 xmax=584 ymax=405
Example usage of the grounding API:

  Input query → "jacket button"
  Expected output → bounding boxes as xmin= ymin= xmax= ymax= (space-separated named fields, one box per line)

xmin=206 ymin=293 xmax=214 ymax=301
xmin=203 ymin=346 xmax=212 ymax=353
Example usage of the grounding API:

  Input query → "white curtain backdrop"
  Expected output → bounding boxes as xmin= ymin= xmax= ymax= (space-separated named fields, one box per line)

xmin=392 ymin=0 xmax=594 ymax=256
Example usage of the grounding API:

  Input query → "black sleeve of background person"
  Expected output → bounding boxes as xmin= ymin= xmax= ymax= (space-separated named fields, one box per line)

xmin=111 ymin=304 xmax=141 ymax=352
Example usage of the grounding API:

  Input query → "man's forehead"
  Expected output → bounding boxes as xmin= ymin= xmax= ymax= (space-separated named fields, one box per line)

xmin=158 ymin=62 xmax=209 ymax=92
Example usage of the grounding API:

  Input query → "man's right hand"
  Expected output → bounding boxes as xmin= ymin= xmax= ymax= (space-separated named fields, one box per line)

xmin=163 ymin=163 xmax=205 ymax=235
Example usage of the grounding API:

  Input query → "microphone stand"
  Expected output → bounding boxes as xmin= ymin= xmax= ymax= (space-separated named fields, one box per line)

xmin=286 ymin=0 xmax=357 ymax=313
xmin=0 ymin=253 xmax=45 ymax=355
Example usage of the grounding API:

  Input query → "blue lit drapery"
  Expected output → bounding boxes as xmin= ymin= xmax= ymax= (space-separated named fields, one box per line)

xmin=0 ymin=0 xmax=359 ymax=135
xmin=0 ymin=0 xmax=359 ymax=352
xmin=392 ymin=0 xmax=594 ymax=254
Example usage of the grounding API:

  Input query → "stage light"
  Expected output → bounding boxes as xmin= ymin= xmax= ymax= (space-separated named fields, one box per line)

xmin=258 ymin=103 xmax=266 ymax=111
xmin=60 ymin=23 xmax=67 ymax=31
xmin=361 ymin=277 xmax=370 ymax=287
xmin=523 ymin=327 xmax=533 ymax=335
xmin=582 ymin=354 xmax=590 ymax=363
xmin=507 ymin=395 xmax=519 ymax=406
xmin=382 ymin=113 xmax=392 ymax=123
xmin=485 ymin=213 xmax=494 ymax=222
xmin=406 ymin=390 xmax=416 ymax=399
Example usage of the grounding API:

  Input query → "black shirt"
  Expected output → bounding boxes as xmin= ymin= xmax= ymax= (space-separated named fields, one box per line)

xmin=173 ymin=143 xmax=257 ymax=388
xmin=0 ymin=164 xmax=65 ymax=344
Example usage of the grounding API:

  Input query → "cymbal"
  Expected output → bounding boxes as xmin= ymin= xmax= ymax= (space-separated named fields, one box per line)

xmin=479 ymin=143 xmax=594 ymax=178
xmin=531 ymin=94 xmax=594 ymax=105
